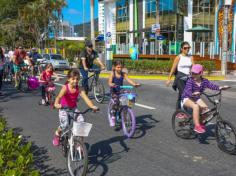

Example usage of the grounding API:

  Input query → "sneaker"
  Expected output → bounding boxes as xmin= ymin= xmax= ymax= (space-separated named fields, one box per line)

xmin=200 ymin=123 xmax=206 ymax=130
xmin=194 ymin=125 xmax=206 ymax=134
xmin=41 ymin=99 xmax=46 ymax=105
xmin=176 ymin=113 xmax=188 ymax=119
xmin=53 ymin=135 xmax=60 ymax=146
xmin=110 ymin=116 xmax=116 ymax=127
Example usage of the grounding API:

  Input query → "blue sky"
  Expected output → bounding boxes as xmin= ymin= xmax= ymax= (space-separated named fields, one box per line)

xmin=62 ymin=0 xmax=98 ymax=25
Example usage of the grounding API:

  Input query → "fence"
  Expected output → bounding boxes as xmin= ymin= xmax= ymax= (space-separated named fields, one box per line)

xmin=115 ymin=41 xmax=236 ymax=63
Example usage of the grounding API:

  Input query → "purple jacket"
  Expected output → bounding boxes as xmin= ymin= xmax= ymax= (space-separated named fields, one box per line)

xmin=181 ymin=77 xmax=220 ymax=101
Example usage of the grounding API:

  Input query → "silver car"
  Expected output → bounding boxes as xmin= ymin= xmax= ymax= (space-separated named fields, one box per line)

xmin=42 ymin=54 xmax=70 ymax=70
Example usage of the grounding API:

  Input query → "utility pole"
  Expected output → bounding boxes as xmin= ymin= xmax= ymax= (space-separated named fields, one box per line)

xmin=221 ymin=0 xmax=232 ymax=76
xmin=83 ymin=0 xmax=85 ymax=37
xmin=90 ymin=0 xmax=95 ymax=47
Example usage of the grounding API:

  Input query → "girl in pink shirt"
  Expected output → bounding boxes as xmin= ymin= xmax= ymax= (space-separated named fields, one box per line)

xmin=53 ymin=69 xmax=98 ymax=146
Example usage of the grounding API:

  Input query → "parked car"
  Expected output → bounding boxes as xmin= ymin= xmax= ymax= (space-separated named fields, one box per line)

xmin=42 ymin=54 xmax=70 ymax=70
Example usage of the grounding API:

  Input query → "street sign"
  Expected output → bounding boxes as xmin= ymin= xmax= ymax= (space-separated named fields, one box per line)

xmin=156 ymin=35 xmax=165 ymax=40
xmin=151 ymin=24 xmax=160 ymax=33
xmin=106 ymin=32 xmax=111 ymax=38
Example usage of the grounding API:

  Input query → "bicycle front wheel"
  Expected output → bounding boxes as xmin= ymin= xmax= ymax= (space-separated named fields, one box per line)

xmin=67 ymin=137 xmax=88 ymax=176
xmin=121 ymin=107 xmax=136 ymax=138
xmin=216 ymin=119 xmax=236 ymax=155
xmin=93 ymin=80 xmax=105 ymax=103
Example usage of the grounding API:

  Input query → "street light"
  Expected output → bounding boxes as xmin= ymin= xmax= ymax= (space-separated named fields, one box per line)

xmin=221 ymin=0 xmax=232 ymax=76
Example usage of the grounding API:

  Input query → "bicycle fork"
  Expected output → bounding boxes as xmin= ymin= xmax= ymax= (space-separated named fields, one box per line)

xmin=69 ymin=135 xmax=82 ymax=161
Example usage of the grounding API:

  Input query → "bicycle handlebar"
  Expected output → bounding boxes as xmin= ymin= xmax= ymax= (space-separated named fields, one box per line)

xmin=111 ymin=85 xmax=134 ymax=89
xmin=60 ymin=108 xmax=93 ymax=115
xmin=88 ymin=68 xmax=101 ymax=72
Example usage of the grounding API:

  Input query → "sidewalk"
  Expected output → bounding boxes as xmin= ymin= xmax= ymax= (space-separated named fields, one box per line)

xmin=99 ymin=71 xmax=226 ymax=81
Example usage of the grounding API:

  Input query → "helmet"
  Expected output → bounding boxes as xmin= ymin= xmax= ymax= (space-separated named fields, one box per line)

xmin=191 ymin=64 xmax=203 ymax=74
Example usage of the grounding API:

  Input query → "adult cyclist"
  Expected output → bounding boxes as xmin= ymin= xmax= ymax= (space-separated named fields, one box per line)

xmin=13 ymin=46 xmax=26 ymax=89
xmin=79 ymin=40 xmax=105 ymax=93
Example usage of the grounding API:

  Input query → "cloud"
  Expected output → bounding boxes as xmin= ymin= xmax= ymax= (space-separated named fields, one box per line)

xmin=68 ymin=9 xmax=81 ymax=15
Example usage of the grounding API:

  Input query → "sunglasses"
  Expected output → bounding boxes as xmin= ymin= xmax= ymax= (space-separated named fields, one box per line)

xmin=183 ymin=47 xmax=191 ymax=50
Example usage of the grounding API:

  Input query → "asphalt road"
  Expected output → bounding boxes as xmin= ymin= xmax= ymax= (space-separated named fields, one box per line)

xmin=0 ymin=77 xmax=236 ymax=176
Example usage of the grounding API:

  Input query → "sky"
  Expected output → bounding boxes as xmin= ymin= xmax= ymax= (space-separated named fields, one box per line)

xmin=62 ymin=0 xmax=98 ymax=25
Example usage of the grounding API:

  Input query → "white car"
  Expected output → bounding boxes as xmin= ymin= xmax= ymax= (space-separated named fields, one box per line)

xmin=42 ymin=54 xmax=70 ymax=70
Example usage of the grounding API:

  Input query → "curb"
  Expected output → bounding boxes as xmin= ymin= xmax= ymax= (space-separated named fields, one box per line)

xmin=99 ymin=73 xmax=225 ymax=81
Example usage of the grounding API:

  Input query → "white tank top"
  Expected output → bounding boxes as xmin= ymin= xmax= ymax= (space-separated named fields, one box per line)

xmin=177 ymin=54 xmax=192 ymax=75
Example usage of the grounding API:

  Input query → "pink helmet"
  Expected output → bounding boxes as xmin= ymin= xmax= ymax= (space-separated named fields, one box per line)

xmin=191 ymin=64 xmax=203 ymax=74
xmin=27 ymin=76 xmax=39 ymax=89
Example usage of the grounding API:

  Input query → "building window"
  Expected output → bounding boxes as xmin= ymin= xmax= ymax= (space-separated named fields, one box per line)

xmin=116 ymin=0 xmax=129 ymax=23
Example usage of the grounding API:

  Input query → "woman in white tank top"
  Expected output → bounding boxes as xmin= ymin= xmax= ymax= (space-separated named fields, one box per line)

xmin=166 ymin=42 xmax=194 ymax=109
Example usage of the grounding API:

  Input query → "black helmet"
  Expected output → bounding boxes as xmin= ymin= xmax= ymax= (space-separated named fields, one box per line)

xmin=85 ymin=40 xmax=93 ymax=48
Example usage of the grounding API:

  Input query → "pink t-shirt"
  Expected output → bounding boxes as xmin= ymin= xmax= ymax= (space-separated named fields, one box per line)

xmin=41 ymin=71 xmax=53 ymax=84
xmin=61 ymin=84 xmax=80 ymax=108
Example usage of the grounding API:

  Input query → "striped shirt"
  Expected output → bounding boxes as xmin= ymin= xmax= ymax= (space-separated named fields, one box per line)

xmin=181 ymin=77 xmax=220 ymax=101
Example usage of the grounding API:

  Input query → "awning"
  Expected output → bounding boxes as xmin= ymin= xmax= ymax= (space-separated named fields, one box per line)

xmin=185 ymin=26 xmax=212 ymax=32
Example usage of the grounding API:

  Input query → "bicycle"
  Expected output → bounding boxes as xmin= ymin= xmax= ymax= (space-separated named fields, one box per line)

xmin=39 ymin=80 xmax=56 ymax=109
xmin=172 ymin=87 xmax=236 ymax=154
xmin=80 ymin=68 xmax=105 ymax=103
xmin=59 ymin=108 xmax=93 ymax=176
xmin=107 ymin=85 xmax=137 ymax=138
xmin=18 ymin=67 xmax=30 ymax=92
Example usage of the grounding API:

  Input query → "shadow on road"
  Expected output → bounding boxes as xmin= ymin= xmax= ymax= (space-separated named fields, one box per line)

xmin=198 ymin=124 xmax=216 ymax=144
xmin=132 ymin=114 xmax=159 ymax=139
xmin=87 ymin=135 xmax=129 ymax=176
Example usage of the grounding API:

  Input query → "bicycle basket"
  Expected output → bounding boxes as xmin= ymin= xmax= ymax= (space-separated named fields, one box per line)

xmin=72 ymin=121 xmax=93 ymax=137
xmin=119 ymin=93 xmax=136 ymax=107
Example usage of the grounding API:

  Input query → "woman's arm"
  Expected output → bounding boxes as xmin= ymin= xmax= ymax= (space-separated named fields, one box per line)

xmin=54 ymin=85 xmax=67 ymax=109
xmin=191 ymin=56 xmax=195 ymax=65
xmin=166 ymin=56 xmax=180 ymax=86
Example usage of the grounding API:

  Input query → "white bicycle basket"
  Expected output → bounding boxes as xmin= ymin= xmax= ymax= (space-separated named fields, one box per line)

xmin=72 ymin=121 xmax=93 ymax=137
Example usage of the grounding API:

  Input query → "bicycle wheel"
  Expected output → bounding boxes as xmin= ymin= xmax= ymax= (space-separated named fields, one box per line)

xmin=107 ymin=99 xmax=115 ymax=125
xmin=48 ymin=92 xmax=55 ymax=109
xmin=67 ymin=137 xmax=88 ymax=176
xmin=216 ymin=119 xmax=236 ymax=155
xmin=19 ymin=75 xmax=29 ymax=92
xmin=172 ymin=110 xmax=196 ymax=139
xmin=121 ymin=107 xmax=136 ymax=138
xmin=93 ymin=80 xmax=105 ymax=103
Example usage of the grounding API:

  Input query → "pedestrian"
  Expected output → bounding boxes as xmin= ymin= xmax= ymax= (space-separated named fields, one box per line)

xmin=166 ymin=41 xmax=195 ymax=109
xmin=0 ymin=47 xmax=5 ymax=95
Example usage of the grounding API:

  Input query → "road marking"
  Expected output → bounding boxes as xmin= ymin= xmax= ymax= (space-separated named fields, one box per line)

xmin=135 ymin=103 xmax=156 ymax=110
xmin=222 ymin=80 xmax=236 ymax=82
xmin=54 ymin=82 xmax=156 ymax=110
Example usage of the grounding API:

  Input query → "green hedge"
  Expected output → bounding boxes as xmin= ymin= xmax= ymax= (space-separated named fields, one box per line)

xmin=114 ymin=58 xmax=216 ymax=75
xmin=0 ymin=117 xmax=39 ymax=176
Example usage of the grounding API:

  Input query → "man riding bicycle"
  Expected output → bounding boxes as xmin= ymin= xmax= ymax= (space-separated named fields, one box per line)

xmin=13 ymin=46 xmax=26 ymax=89
xmin=79 ymin=40 xmax=105 ymax=93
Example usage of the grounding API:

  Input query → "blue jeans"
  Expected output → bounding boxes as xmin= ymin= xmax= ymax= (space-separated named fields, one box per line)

xmin=80 ymin=68 xmax=89 ymax=92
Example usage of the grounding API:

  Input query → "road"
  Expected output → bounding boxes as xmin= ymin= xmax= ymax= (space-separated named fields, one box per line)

xmin=0 ymin=76 xmax=236 ymax=176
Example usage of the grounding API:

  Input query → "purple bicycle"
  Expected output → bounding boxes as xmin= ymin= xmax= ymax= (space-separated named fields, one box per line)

xmin=107 ymin=85 xmax=137 ymax=138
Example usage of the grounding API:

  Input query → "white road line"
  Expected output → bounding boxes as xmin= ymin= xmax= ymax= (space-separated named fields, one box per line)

xmin=222 ymin=80 xmax=236 ymax=82
xmin=53 ymin=82 xmax=156 ymax=110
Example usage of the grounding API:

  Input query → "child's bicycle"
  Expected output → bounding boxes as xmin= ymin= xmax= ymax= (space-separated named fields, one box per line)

xmin=80 ymin=68 xmax=105 ymax=103
xmin=107 ymin=85 xmax=137 ymax=138
xmin=172 ymin=86 xmax=236 ymax=154
xmin=39 ymin=80 xmax=56 ymax=109
xmin=59 ymin=108 xmax=94 ymax=176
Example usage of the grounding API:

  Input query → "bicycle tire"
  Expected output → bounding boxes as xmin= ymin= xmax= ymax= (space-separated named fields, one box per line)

xmin=67 ymin=137 xmax=88 ymax=176
xmin=93 ymin=80 xmax=105 ymax=103
xmin=107 ymin=99 xmax=115 ymax=126
xmin=121 ymin=107 xmax=136 ymax=138
xmin=216 ymin=119 xmax=236 ymax=155
xmin=172 ymin=110 xmax=196 ymax=139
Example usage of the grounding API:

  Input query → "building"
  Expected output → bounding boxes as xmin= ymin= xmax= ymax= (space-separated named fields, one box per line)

xmin=98 ymin=1 xmax=105 ymax=34
xmin=58 ymin=21 xmax=75 ymax=37
xmin=74 ymin=18 xmax=99 ymax=37
xmin=99 ymin=0 xmax=236 ymax=62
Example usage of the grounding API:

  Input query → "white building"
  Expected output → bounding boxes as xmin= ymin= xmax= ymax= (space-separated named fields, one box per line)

xmin=59 ymin=21 xmax=75 ymax=37
xmin=98 ymin=1 xmax=105 ymax=35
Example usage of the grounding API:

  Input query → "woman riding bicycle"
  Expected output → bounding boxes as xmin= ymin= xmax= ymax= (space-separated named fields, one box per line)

xmin=166 ymin=42 xmax=194 ymax=109
xmin=108 ymin=60 xmax=140 ymax=126
xmin=53 ymin=69 xmax=98 ymax=146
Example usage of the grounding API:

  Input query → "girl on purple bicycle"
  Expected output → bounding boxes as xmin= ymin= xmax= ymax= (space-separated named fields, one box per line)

xmin=108 ymin=60 xmax=140 ymax=126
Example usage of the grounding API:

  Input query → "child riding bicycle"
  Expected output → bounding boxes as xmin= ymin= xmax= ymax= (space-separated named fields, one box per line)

xmin=108 ymin=60 xmax=140 ymax=126
xmin=39 ymin=63 xmax=59 ymax=105
xmin=181 ymin=64 xmax=229 ymax=134
xmin=53 ymin=69 xmax=98 ymax=146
